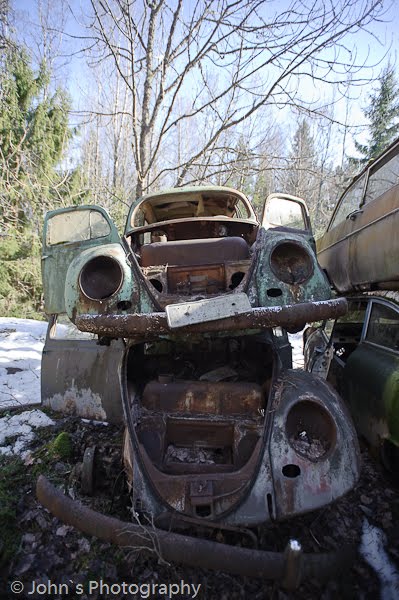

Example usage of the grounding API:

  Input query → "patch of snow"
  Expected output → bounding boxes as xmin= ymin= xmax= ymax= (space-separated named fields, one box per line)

xmin=288 ymin=329 xmax=304 ymax=369
xmin=289 ymin=539 xmax=301 ymax=552
xmin=0 ymin=409 xmax=54 ymax=456
xmin=360 ymin=518 xmax=399 ymax=600
xmin=0 ymin=317 xmax=47 ymax=410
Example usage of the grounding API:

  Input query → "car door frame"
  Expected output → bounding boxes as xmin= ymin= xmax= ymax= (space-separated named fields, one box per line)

xmin=42 ymin=205 xmax=122 ymax=315
xmin=261 ymin=193 xmax=315 ymax=249
xmin=41 ymin=314 xmax=126 ymax=424
xmin=342 ymin=296 xmax=399 ymax=448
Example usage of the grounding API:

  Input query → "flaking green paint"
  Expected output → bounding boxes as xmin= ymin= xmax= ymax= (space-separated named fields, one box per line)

xmin=253 ymin=228 xmax=331 ymax=307
xmin=42 ymin=205 xmax=121 ymax=314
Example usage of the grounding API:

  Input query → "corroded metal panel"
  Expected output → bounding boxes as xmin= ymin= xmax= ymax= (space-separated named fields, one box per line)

xmin=142 ymin=380 xmax=263 ymax=415
xmin=166 ymin=293 xmax=252 ymax=328
xmin=268 ymin=370 xmax=360 ymax=519
xmin=253 ymin=228 xmax=331 ymax=308
xmin=64 ymin=243 xmax=140 ymax=320
xmin=318 ymin=174 xmax=399 ymax=293
xmin=141 ymin=236 xmax=249 ymax=267
xmin=41 ymin=320 xmax=125 ymax=423
xmin=75 ymin=298 xmax=348 ymax=339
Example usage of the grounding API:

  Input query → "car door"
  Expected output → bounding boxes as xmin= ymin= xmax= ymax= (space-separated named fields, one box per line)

xmin=317 ymin=174 xmax=367 ymax=292
xmin=41 ymin=206 xmax=126 ymax=423
xmin=42 ymin=205 xmax=122 ymax=314
xmin=304 ymin=299 xmax=368 ymax=393
xmin=343 ymin=299 xmax=399 ymax=448
xmin=261 ymin=193 xmax=315 ymax=248
xmin=41 ymin=315 xmax=126 ymax=423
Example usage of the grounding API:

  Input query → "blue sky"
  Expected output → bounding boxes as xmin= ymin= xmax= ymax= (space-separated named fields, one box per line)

xmin=12 ymin=0 xmax=399 ymax=161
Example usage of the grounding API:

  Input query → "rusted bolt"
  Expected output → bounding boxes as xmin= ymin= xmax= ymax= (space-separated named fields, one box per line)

xmin=282 ymin=539 xmax=303 ymax=590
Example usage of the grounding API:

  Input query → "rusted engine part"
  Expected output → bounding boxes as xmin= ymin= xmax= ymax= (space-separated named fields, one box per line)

xmin=76 ymin=297 xmax=348 ymax=339
xmin=140 ymin=236 xmax=250 ymax=297
xmin=125 ymin=336 xmax=274 ymax=519
xmin=143 ymin=260 xmax=250 ymax=298
xmin=36 ymin=475 xmax=354 ymax=589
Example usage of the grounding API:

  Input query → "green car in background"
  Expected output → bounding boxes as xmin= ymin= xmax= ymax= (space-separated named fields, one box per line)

xmin=305 ymin=292 xmax=399 ymax=473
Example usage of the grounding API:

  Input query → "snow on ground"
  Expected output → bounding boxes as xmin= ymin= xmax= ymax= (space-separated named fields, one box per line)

xmin=288 ymin=330 xmax=304 ymax=369
xmin=0 ymin=317 xmax=47 ymax=411
xmin=0 ymin=318 xmax=52 ymax=456
xmin=0 ymin=409 xmax=54 ymax=457
xmin=360 ymin=518 xmax=399 ymax=600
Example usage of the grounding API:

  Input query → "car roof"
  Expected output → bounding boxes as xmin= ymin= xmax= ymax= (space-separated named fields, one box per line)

xmin=125 ymin=185 xmax=257 ymax=233
xmin=327 ymin=136 xmax=399 ymax=230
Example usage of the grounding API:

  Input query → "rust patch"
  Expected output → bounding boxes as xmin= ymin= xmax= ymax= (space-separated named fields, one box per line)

xmin=142 ymin=380 xmax=263 ymax=415
xmin=75 ymin=298 xmax=348 ymax=339
xmin=270 ymin=241 xmax=314 ymax=285
xmin=168 ymin=264 xmax=225 ymax=295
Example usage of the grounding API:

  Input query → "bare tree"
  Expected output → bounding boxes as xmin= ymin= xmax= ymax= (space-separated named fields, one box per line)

xmin=79 ymin=0 xmax=384 ymax=198
xmin=78 ymin=56 xmax=138 ymax=224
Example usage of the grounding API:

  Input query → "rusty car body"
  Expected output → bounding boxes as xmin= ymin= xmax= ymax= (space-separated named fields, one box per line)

xmin=39 ymin=186 xmax=359 ymax=586
xmin=309 ymin=139 xmax=399 ymax=475
xmin=317 ymin=137 xmax=399 ymax=294
xmin=304 ymin=291 xmax=399 ymax=474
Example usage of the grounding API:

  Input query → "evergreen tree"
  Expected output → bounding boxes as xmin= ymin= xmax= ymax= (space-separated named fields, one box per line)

xmin=355 ymin=64 xmax=399 ymax=163
xmin=0 ymin=45 xmax=76 ymax=318
xmin=0 ymin=46 xmax=73 ymax=227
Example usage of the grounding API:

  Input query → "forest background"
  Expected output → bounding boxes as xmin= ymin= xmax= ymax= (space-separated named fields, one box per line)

xmin=1 ymin=0 xmax=399 ymax=320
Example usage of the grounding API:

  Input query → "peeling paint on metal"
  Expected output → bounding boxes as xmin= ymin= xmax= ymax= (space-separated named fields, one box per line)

xmin=44 ymin=386 xmax=107 ymax=421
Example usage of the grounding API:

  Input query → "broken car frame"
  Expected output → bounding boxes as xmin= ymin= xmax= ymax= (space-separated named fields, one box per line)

xmin=39 ymin=187 xmax=358 ymax=588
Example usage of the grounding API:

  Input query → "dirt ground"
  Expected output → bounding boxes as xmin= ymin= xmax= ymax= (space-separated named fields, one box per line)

xmin=1 ymin=413 xmax=399 ymax=600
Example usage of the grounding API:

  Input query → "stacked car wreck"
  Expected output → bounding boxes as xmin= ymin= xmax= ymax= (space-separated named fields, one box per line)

xmin=306 ymin=138 xmax=399 ymax=474
xmin=38 ymin=186 xmax=360 ymax=585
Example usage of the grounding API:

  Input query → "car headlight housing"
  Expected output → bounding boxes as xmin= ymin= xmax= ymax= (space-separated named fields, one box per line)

xmin=270 ymin=241 xmax=313 ymax=284
xmin=286 ymin=400 xmax=336 ymax=461
xmin=79 ymin=255 xmax=124 ymax=300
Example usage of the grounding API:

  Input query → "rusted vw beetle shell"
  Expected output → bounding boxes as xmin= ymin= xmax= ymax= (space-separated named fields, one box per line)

xmin=39 ymin=186 xmax=358 ymax=587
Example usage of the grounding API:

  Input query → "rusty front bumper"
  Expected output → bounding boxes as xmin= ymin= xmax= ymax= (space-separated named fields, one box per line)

xmin=75 ymin=298 xmax=347 ymax=338
xmin=36 ymin=475 xmax=353 ymax=589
